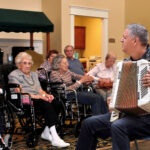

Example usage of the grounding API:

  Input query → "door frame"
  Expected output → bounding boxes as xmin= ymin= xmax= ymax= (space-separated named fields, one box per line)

xmin=70 ymin=6 xmax=109 ymax=62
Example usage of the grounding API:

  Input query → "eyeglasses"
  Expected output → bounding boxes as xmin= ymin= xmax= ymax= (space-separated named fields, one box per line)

xmin=21 ymin=61 xmax=32 ymax=66
xmin=65 ymin=49 xmax=74 ymax=52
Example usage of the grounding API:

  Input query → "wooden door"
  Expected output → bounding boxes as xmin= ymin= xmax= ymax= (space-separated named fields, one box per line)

xmin=74 ymin=26 xmax=85 ymax=49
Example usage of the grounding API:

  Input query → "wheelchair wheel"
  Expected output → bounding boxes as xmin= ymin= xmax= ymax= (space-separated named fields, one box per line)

xmin=18 ymin=107 xmax=34 ymax=133
xmin=26 ymin=132 xmax=39 ymax=148
xmin=4 ymin=134 xmax=13 ymax=149
xmin=18 ymin=115 xmax=31 ymax=132
xmin=0 ymin=103 xmax=15 ymax=135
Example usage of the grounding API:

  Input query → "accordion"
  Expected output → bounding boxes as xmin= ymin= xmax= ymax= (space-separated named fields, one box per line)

xmin=109 ymin=59 xmax=150 ymax=117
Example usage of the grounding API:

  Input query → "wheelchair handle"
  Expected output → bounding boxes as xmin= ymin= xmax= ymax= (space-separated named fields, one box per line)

xmin=37 ymin=67 xmax=51 ymax=83
xmin=37 ymin=68 xmax=45 ymax=71
xmin=50 ymin=82 xmax=63 ymax=85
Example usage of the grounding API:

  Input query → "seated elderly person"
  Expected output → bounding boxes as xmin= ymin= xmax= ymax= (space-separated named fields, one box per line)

xmin=64 ymin=45 xmax=85 ymax=75
xmin=37 ymin=50 xmax=58 ymax=80
xmin=50 ymin=54 xmax=108 ymax=115
xmin=8 ymin=52 xmax=70 ymax=148
xmin=87 ymin=52 xmax=117 ymax=101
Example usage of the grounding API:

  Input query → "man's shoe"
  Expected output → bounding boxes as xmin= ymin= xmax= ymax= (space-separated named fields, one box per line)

xmin=52 ymin=139 xmax=70 ymax=147
xmin=41 ymin=131 xmax=52 ymax=142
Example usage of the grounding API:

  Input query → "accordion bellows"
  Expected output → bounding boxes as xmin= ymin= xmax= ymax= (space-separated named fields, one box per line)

xmin=110 ymin=59 xmax=150 ymax=115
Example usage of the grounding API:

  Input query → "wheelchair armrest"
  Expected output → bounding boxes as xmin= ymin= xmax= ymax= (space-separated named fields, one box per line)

xmin=49 ymin=82 xmax=64 ymax=90
xmin=21 ymin=93 xmax=31 ymax=96
xmin=50 ymin=82 xmax=63 ymax=86
xmin=66 ymin=89 xmax=78 ymax=100
xmin=7 ymin=83 xmax=20 ymax=88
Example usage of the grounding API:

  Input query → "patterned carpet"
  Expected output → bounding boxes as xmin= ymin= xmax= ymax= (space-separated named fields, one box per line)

xmin=6 ymin=126 xmax=150 ymax=150
xmin=7 ymin=119 xmax=111 ymax=150
xmin=10 ymin=126 xmax=112 ymax=150
xmin=5 ymin=117 xmax=150 ymax=150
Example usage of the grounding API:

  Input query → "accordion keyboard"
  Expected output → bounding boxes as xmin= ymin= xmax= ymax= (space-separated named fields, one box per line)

xmin=140 ymin=66 xmax=148 ymax=98
xmin=137 ymin=60 xmax=150 ymax=113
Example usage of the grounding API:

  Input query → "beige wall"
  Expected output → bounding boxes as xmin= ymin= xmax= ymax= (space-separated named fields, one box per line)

xmin=0 ymin=0 xmax=42 ymax=40
xmin=125 ymin=0 xmax=150 ymax=42
xmin=124 ymin=0 xmax=150 ymax=58
xmin=42 ymin=0 xmax=61 ymax=54
xmin=61 ymin=0 xmax=125 ymax=60
xmin=3 ymin=0 xmax=150 ymax=60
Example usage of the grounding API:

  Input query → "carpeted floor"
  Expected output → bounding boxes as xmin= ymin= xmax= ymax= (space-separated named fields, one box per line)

xmin=10 ymin=127 xmax=112 ymax=150
xmin=5 ymin=118 xmax=150 ymax=150
xmin=7 ymin=127 xmax=150 ymax=150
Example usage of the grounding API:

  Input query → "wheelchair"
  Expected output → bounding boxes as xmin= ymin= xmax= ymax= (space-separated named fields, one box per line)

xmin=0 ymin=86 xmax=13 ymax=150
xmin=38 ymin=68 xmax=93 ymax=137
xmin=50 ymin=82 xmax=95 ymax=137
xmin=0 ymin=65 xmax=45 ymax=148
xmin=5 ymin=83 xmax=41 ymax=148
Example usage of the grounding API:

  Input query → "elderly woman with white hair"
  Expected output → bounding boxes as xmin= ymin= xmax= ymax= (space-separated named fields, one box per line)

xmin=50 ymin=54 xmax=108 ymax=115
xmin=8 ymin=52 xmax=70 ymax=148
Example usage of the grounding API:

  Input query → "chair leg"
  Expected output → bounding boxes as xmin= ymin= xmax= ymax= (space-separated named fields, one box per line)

xmin=134 ymin=140 xmax=139 ymax=150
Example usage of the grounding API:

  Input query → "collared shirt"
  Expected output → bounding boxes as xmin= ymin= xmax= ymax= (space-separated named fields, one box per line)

xmin=67 ymin=58 xmax=85 ymax=75
xmin=8 ymin=69 xmax=41 ymax=95
xmin=124 ymin=44 xmax=150 ymax=61
xmin=87 ymin=63 xmax=116 ymax=82
xmin=37 ymin=60 xmax=51 ymax=79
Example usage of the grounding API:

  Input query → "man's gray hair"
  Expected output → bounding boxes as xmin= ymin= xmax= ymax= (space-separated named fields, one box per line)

xmin=64 ymin=45 xmax=74 ymax=53
xmin=15 ymin=52 xmax=33 ymax=66
xmin=51 ymin=54 xmax=65 ymax=70
xmin=126 ymin=24 xmax=149 ymax=46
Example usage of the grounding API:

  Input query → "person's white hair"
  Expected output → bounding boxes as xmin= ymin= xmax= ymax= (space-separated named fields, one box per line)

xmin=51 ymin=54 xmax=65 ymax=70
xmin=15 ymin=52 xmax=33 ymax=67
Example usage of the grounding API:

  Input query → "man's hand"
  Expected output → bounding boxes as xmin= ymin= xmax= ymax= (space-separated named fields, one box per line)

xmin=107 ymin=96 xmax=112 ymax=112
xmin=142 ymin=70 xmax=150 ymax=87
xmin=107 ymin=96 xmax=111 ymax=107
xmin=98 ymin=78 xmax=113 ymax=88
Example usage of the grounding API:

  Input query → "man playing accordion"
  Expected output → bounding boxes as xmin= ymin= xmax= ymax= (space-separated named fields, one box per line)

xmin=76 ymin=24 xmax=150 ymax=150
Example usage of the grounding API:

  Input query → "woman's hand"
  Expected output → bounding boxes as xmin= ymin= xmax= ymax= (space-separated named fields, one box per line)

xmin=38 ymin=88 xmax=54 ymax=103
xmin=14 ymin=85 xmax=23 ymax=93
xmin=142 ymin=70 xmax=150 ymax=87
xmin=30 ymin=93 xmax=54 ymax=103
xmin=40 ymin=94 xmax=54 ymax=103
xmin=79 ymin=75 xmax=94 ymax=84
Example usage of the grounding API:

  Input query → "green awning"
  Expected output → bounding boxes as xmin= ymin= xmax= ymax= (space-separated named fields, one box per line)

xmin=0 ymin=8 xmax=54 ymax=33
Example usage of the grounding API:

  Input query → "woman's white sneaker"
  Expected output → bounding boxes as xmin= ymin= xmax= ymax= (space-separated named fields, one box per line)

xmin=51 ymin=139 xmax=70 ymax=147
xmin=41 ymin=131 xmax=52 ymax=142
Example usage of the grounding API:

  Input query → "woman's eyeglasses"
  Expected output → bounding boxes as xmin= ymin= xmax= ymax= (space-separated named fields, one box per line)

xmin=21 ymin=61 xmax=32 ymax=66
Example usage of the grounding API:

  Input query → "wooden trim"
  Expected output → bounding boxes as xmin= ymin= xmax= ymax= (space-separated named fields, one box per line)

xmin=46 ymin=32 xmax=50 ymax=53
xmin=30 ymin=32 xmax=33 ymax=47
